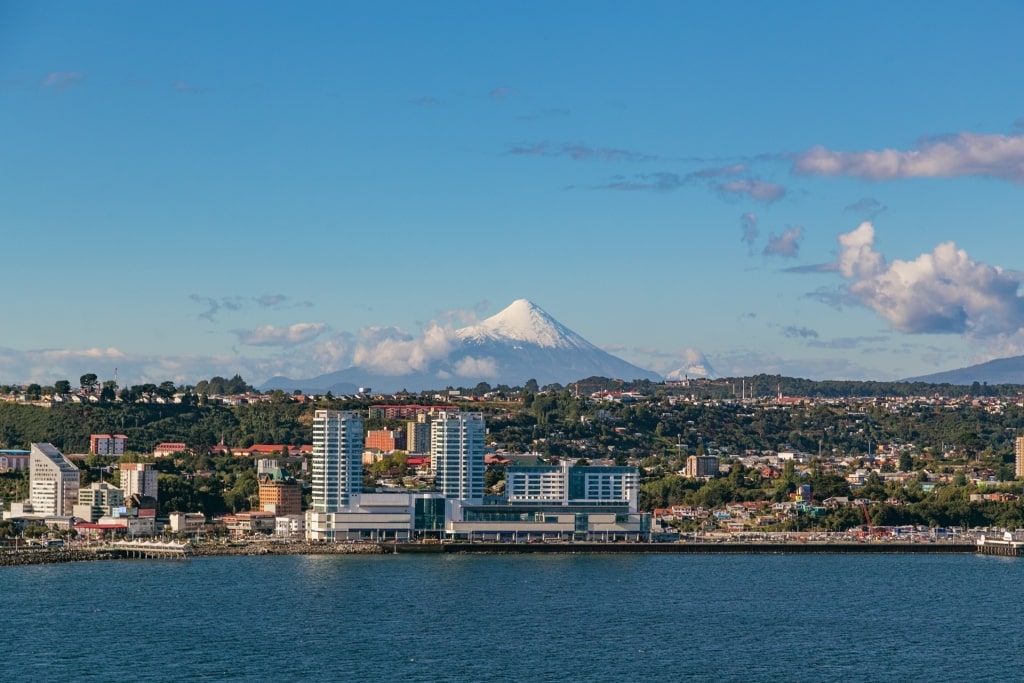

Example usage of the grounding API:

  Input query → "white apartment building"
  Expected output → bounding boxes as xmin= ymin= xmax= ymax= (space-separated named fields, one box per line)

xmin=119 ymin=462 xmax=159 ymax=501
xmin=30 ymin=443 xmax=80 ymax=516
xmin=432 ymin=411 xmax=485 ymax=503
xmin=307 ymin=410 xmax=364 ymax=540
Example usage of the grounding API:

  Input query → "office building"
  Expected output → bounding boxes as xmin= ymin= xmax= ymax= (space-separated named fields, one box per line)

xmin=432 ymin=411 xmax=485 ymax=503
xmin=30 ymin=443 xmax=80 ymax=516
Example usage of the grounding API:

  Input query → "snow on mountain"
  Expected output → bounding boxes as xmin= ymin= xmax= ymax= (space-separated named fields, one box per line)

xmin=262 ymin=299 xmax=663 ymax=393
xmin=457 ymin=299 xmax=595 ymax=350
xmin=665 ymin=350 xmax=717 ymax=380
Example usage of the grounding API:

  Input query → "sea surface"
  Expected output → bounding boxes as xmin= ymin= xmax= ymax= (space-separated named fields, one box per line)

xmin=3 ymin=552 xmax=1023 ymax=682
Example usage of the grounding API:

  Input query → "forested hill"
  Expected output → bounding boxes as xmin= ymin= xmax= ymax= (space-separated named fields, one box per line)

xmin=0 ymin=401 xmax=318 ymax=454
xmin=678 ymin=375 xmax=1024 ymax=399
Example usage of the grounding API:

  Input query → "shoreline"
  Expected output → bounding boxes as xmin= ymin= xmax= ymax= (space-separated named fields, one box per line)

xmin=0 ymin=541 xmax=385 ymax=567
xmin=1 ymin=539 xmax=986 ymax=566
xmin=389 ymin=541 xmax=978 ymax=555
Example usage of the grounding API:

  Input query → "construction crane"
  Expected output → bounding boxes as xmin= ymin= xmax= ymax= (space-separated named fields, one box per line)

xmin=859 ymin=500 xmax=880 ymax=537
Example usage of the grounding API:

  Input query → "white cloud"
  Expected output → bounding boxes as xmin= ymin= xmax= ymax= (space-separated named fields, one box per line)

xmin=833 ymin=222 xmax=1024 ymax=336
xmin=793 ymin=132 xmax=1024 ymax=183
xmin=453 ymin=356 xmax=498 ymax=378
xmin=350 ymin=322 xmax=458 ymax=375
xmin=235 ymin=323 xmax=326 ymax=346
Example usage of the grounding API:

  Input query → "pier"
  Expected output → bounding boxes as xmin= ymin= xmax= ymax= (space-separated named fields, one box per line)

xmin=99 ymin=540 xmax=192 ymax=560
xmin=976 ymin=534 xmax=1024 ymax=557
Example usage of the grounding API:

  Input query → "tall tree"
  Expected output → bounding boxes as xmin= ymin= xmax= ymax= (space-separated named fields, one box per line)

xmin=80 ymin=373 xmax=98 ymax=393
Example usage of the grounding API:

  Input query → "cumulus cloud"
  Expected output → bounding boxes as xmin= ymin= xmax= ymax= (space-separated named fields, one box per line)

xmin=42 ymin=71 xmax=84 ymax=89
xmin=235 ymin=323 xmax=326 ymax=346
xmin=763 ymin=226 xmax=804 ymax=258
xmin=740 ymin=213 xmax=758 ymax=250
xmin=831 ymin=222 xmax=1024 ymax=336
xmin=350 ymin=322 xmax=458 ymax=375
xmin=716 ymin=179 xmax=786 ymax=203
xmin=793 ymin=133 xmax=1024 ymax=184
xmin=453 ymin=356 xmax=498 ymax=378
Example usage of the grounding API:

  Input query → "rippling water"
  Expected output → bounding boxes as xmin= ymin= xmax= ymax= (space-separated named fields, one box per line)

xmin=3 ymin=553 xmax=1023 ymax=682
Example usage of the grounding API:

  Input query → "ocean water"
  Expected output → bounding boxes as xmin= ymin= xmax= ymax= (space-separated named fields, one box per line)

xmin=3 ymin=552 xmax=1023 ymax=682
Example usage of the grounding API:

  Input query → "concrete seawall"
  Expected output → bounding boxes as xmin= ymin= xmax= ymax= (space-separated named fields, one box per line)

xmin=391 ymin=542 xmax=978 ymax=555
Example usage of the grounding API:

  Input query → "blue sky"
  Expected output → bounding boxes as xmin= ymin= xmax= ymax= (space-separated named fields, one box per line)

xmin=4 ymin=1 xmax=1024 ymax=387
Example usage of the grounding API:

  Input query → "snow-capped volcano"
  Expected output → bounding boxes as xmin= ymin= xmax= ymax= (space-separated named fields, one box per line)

xmin=457 ymin=299 xmax=595 ymax=350
xmin=262 ymin=299 xmax=662 ymax=393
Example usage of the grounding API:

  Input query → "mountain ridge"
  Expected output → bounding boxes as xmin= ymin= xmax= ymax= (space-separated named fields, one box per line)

xmin=904 ymin=354 xmax=1024 ymax=385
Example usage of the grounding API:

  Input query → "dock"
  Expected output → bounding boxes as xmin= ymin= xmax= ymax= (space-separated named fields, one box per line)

xmin=976 ymin=534 xmax=1024 ymax=557
xmin=99 ymin=540 xmax=192 ymax=560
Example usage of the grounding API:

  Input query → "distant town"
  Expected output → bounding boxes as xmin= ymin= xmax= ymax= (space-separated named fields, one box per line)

xmin=3 ymin=373 xmax=1024 ymax=551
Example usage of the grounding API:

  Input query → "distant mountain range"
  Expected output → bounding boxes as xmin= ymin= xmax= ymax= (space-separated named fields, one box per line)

xmin=905 ymin=355 xmax=1024 ymax=385
xmin=261 ymin=299 xmax=664 ymax=394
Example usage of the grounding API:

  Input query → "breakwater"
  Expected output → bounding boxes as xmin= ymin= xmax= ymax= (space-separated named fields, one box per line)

xmin=188 ymin=541 xmax=385 ymax=557
xmin=390 ymin=541 xmax=977 ymax=555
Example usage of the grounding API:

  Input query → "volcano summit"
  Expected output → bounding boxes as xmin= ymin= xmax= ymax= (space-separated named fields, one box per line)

xmin=262 ymin=299 xmax=662 ymax=394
